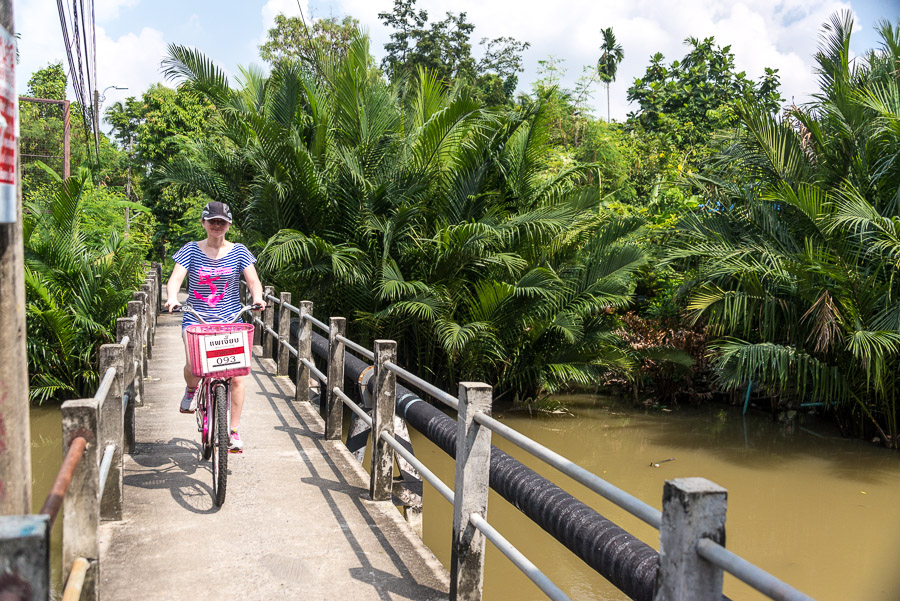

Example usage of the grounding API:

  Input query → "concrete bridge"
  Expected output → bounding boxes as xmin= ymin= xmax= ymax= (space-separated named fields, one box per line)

xmin=98 ymin=310 xmax=448 ymax=600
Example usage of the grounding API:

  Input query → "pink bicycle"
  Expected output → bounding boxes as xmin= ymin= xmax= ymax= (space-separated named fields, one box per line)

xmin=176 ymin=303 xmax=260 ymax=506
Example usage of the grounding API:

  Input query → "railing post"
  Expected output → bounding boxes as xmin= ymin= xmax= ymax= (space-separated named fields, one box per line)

xmin=155 ymin=262 xmax=163 ymax=314
xmin=450 ymin=382 xmax=492 ymax=601
xmin=654 ymin=478 xmax=727 ymax=601
xmin=325 ymin=317 xmax=346 ymax=439
xmin=370 ymin=340 xmax=397 ymax=501
xmin=0 ymin=515 xmax=51 ymax=600
xmin=127 ymin=299 xmax=145 ymax=407
xmin=98 ymin=344 xmax=124 ymax=521
xmin=262 ymin=285 xmax=275 ymax=359
xmin=296 ymin=301 xmax=313 ymax=404
xmin=277 ymin=292 xmax=291 ymax=376
xmin=140 ymin=282 xmax=153 ymax=357
xmin=62 ymin=399 xmax=100 ymax=601
xmin=116 ymin=317 xmax=137 ymax=453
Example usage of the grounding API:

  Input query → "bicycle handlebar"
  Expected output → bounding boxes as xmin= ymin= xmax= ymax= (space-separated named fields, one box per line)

xmin=171 ymin=303 xmax=263 ymax=324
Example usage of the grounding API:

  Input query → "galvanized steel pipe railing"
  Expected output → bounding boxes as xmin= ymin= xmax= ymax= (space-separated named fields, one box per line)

xmin=308 ymin=330 xmax=659 ymax=601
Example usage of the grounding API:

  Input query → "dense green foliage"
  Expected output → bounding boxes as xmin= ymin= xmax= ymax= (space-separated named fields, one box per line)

xmin=672 ymin=14 xmax=900 ymax=444
xmin=378 ymin=0 xmax=529 ymax=106
xmin=158 ymin=36 xmax=646 ymax=401
xmin=24 ymin=168 xmax=151 ymax=403
xmin=21 ymin=7 xmax=900 ymax=445
xmin=106 ymin=84 xmax=215 ymax=256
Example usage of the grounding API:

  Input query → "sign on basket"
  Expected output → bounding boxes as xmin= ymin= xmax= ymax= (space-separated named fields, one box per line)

xmin=200 ymin=330 xmax=250 ymax=373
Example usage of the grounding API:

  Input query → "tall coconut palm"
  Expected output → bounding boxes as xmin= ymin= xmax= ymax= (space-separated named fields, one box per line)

xmin=597 ymin=27 xmax=624 ymax=122
xmin=671 ymin=12 xmax=900 ymax=444
xmin=159 ymin=34 xmax=648 ymax=402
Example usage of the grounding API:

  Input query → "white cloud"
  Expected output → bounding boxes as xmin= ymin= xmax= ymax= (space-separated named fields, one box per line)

xmin=95 ymin=25 xmax=168 ymax=111
xmin=95 ymin=0 xmax=140 ymax=23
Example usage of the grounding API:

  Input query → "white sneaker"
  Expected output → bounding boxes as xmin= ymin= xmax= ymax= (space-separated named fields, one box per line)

xmin=179 ymin=387 xmax=196 ymax=413
xmin=228 ymin=428 xmax=244 ymax=453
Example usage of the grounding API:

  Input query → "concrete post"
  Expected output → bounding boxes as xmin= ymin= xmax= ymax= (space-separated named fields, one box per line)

xmin=325 ymin=317 xmax=346 ymax=439
xmin=450 ymin=382 xmax=492 ymax=601
xmin=296 ymin=301 xmax=313 ymax=404
xmin=133 ymin=290 xmax=149 ymax=376
xmin=127 ymin=299 xmax=145 ymax=407
xmin=140 ymin=282 xmax=153 ymax=356
xmin=654 ymin=478 xmax=727 ymax=601
xmin=62 ymin=399 xmax=100 ymax=601
xmin=370 ymin=341 xmax=397 ymax=501
xmin=155 ymin=262 xmax=163 ymax=314
xmin=98 ymin=345 xmax=124 ymax=521
xmin=145 ymin=272 xmax=156 ymax=344
xmin=0 ymin=515 xmax=51 ymax=600
xmin=0 ymin=0 xmax=31 ymax=515
xmin=117 ymin=318 xmax=137 ymax=453
xmin=262 ymin=286 xmax=275 ymax=359
xmin=277 ymin=292 xmax=291 ymax=376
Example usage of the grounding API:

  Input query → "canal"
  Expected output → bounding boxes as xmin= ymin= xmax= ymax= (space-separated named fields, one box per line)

xmin=31 ymin=395 xmax=900 ymax=600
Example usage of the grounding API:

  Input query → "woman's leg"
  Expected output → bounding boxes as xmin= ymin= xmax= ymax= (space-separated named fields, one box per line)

xmin=182 ymin=332 xmax=201 ymax=389
xmin=230 ymin=375 xmax=244 ymax=430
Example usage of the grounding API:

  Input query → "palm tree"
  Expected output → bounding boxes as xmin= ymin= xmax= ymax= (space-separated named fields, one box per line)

xmin=597 ymin=27 xmax=624 ymax=122
xmin=671 ymin=12 xmax=900 ymax=444
xmin=159 ymin=34 xmax=648 ymax=403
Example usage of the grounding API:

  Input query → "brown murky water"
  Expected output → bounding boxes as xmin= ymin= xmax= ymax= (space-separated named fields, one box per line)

xmin=32 ymin=396 xmax=900 ymax=600
xmin=407 ymin=395 xmax=900 ymax=601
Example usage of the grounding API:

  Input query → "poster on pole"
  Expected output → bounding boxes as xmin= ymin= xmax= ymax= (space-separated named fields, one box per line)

xmin=0 ymin=23 xmax=15 ymax=223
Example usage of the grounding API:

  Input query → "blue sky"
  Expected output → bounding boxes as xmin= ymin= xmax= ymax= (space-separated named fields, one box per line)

xmin=16 ymin=0 xmax=900 ymax=123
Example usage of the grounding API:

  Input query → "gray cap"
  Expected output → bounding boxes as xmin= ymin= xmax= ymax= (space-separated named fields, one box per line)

xmin=201 ymin=201 xmax=233 ymax=223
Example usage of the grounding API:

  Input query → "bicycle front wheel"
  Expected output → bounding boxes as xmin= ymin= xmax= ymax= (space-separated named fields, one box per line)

xmin=211 ymin=382 xmax=229 ymax=506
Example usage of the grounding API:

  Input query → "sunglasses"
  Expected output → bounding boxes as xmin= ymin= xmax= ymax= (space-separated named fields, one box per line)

xmin=204 ymin=219 xmax=230 ymax=226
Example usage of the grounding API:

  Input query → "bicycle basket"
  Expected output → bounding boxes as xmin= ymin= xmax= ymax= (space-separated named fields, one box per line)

xmin=185 ymin=323 xmax=255 ymax=378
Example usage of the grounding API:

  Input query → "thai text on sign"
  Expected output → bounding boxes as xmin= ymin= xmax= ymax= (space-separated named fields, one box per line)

xmin=200 ymin=330 xmax=250 ymax=373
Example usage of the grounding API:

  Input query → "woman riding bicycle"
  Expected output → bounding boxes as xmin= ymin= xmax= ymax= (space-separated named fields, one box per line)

xmin=163 ymin=201 xmax=266 ymax=452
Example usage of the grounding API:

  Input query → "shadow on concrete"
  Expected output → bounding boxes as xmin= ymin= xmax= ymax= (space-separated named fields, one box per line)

xmin=250 ymin=365 xmax=446 ymax=600
xmin=125 ymin=436 xmax=221 ymax=515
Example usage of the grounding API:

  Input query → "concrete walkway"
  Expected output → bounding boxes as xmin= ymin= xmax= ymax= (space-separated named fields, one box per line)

xmin=98 ymin=312 xmax=449 ymax=601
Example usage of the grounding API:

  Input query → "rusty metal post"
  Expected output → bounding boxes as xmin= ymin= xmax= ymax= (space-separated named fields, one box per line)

xmin=370 ymin=340 xmax=397 ymax=501
xmin=654 ymin=478 xmax=727 ymax=601
xmin=450 ymin=382 xmax=492 ymax=601
xmin=98 ymin=345 xmax=124 ymax=521
xmin=117 ymin=317 xmax=137 ymax=453
xmin=0 ymin=515 xmax=51 ymax=600
xmin=296 ymin=301 xmax=313 ymax=404
xmin=277 ymin=292 xmax=291 ymax=376
xmin=62 ymin=399 xmax=100 ymax=601
xmin=0 ymin=0 xmax=31 ymax=515
xmin=262 ymin=285 xmax=274 ymax=359
xmin=325 ymin=317 xmax=346 ymax=439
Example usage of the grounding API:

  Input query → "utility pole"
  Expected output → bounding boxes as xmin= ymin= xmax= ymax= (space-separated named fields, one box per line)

xmin=0 ymin=0 xmax=33 ymax=515
xmin=92 ymin=89 xmax=101 ymax=165
xmin=125 ymin=133 xmax=132 ymax=232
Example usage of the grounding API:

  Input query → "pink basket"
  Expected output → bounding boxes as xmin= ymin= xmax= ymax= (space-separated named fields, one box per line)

xmin=185 ymin=323 xmax=255 ymax=378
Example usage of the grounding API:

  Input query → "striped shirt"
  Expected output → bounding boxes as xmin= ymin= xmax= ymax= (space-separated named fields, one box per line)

xmin=172 ymin=241 xmax=256 ymax=329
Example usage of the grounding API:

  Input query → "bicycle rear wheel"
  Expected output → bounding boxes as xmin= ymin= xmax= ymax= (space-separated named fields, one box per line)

xmin=211 ymin=382 xmax=229 ymax=506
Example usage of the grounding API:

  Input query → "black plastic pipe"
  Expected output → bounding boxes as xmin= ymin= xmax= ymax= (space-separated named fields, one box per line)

xmin=298 ymin=326 xmax=660 ymax=601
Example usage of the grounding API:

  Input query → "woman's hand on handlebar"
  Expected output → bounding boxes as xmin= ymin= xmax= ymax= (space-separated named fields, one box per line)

xmin=164 ymin=298 xmax=181 ymax=314
xmin=252 ymin=298 xmax=266 ymax=312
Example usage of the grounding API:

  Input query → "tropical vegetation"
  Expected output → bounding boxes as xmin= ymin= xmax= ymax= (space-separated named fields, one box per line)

xmin=18 ymin=3 xmax=900 ymax=448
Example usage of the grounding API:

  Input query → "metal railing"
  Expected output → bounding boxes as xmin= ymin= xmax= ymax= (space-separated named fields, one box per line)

xmin=241 ymin=287 xmax=818 ymax=601
xmin=0 ymin=264 xmax=161 ymax=601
